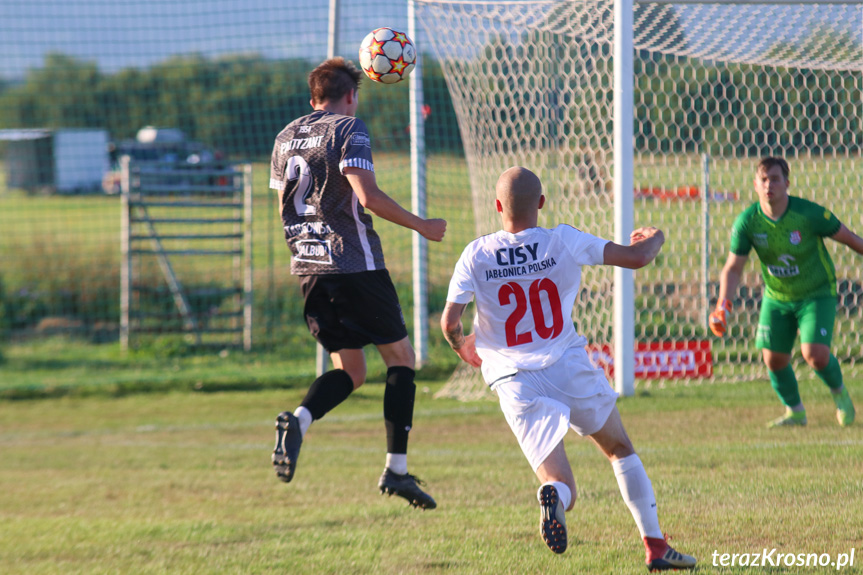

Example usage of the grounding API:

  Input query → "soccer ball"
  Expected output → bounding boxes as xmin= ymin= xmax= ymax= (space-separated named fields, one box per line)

xmin=358 ymin=27 xmax=417 ymax=84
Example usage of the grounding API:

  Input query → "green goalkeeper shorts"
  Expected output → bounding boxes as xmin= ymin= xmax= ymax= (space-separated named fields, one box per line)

xmin=755 ymin=295 xmax=837 ymax=354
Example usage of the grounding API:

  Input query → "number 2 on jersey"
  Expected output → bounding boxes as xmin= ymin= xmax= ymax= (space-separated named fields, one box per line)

xmin=498 ymin=279 xmax=564 ymax=347
xmin=286 ymin=155 xmax=316 ymax=216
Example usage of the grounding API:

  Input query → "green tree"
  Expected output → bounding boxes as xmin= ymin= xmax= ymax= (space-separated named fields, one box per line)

xmin=0 ymin=51 xmax=462 ymax=159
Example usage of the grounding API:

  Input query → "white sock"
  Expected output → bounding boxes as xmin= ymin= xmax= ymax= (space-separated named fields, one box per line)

xmin=293 ymin=406 xmax=313 ymax=437
xmin=612 ymin=454 xmax=663 ymax=539
xmin=537 ymin=482 xmax=572 ymax=510
xmin=386 ymin=453 xmax=408 ymax=475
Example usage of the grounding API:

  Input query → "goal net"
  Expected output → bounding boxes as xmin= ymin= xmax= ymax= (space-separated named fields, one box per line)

xmin=416 ymin=0 xmax=863 ymax=398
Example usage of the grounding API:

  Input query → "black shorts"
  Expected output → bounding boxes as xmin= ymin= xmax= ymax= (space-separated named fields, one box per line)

xmin=299 ymin=269 xmax=408 ymax=352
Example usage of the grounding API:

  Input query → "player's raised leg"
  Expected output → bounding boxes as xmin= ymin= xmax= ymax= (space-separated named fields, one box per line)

xmin=374 ymin=337 xmax=436 ymax=510
xmin=535 ymin=441 xmax=575 ymax=554
xmin=273 ymin=349 xmax=362 ymax=483
xmin=272 ymin=410 xmax=303 ymax=483
xmin=589 ymin=407 xmax=696 ymax=571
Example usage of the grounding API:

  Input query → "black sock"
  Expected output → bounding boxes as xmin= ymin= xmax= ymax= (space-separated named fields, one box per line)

xmin=300 ymin=369 xmax=354 ymax=421
xmin=384 ymin=366 xmax=416 ymax=454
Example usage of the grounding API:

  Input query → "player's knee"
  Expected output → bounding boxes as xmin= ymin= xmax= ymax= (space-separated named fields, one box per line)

xmin=804 ymin=353 xmax=829 ymax=371
xmin=766 ymin=359 xmax=787 ymax=372
xmin=393 ymin=347 xmax=416 ymax=370
xmin=345 ymin=368 xmax=366 ymax=389
xmin=763 ymin=353 xmax=790 ymax=372
xmin=608 ymin=443 xmax=636 ymax=461
xmin=600 ymin=436 xmax=635 ymax=461
xmin=379 ymin=338 xmax=416 ymax=370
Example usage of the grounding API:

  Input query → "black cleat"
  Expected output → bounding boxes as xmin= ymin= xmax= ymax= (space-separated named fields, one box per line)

xmin=272 ymin=411 xmax=302 ymax=483
xmin=539 ymin=484 xmax=567 ymax=554
xmin=378 ymin=468 xmax=437 ymax=510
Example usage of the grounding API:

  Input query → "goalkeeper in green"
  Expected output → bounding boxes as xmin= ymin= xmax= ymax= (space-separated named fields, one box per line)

xmin=710 ymin=157 xmax=863 ymax=427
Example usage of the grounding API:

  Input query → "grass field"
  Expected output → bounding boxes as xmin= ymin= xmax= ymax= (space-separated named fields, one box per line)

xmin=2 ymin=378 xmax=862 ymax=574
xmin=2 ymin=151 xmax=863 ymax=397
xmin=0 ymin=335 xmax=457 ymax=400
xmin=0 ymin=152 xmax=475 ymax=353
xmin=2 ymin=152 xmax=862 ymax=573
xmin=0 ymin=152 xmax=474 ymax=286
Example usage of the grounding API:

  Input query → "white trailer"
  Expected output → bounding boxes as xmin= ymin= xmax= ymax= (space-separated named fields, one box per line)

xmin=0 ymin=128 xmax=109 ymax=193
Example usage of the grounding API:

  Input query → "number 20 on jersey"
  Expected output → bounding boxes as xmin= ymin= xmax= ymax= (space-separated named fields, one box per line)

xmin=499 ymin=279 xmax=563 ymax=347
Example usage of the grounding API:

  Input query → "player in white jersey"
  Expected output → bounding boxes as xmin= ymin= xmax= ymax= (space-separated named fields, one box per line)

xmin=441 ymin=167 xmax=696 ymax=571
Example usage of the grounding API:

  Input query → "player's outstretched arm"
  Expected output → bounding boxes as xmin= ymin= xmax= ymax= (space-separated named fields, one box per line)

xmin=602 ymin=226 xmax=665 ymax=269
xmin=716 ymin=252 xmax=747 ymax=306
xmin=345 ymin=168 xmax=447 ymax=241
xmin=440 ymin=301 xmax=482 ymax=367
xmin=709 ymin=252 xmax=748 ymax=337
xmin=831 ymin=223 xmax=863 ymax=256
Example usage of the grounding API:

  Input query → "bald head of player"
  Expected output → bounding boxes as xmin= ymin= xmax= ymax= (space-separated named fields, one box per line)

xmin=495 ymin=166 xmax=546 ymax=233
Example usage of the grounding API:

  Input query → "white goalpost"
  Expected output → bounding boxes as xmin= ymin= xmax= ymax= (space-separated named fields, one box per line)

xmin=614 ymin=0 xmax=636 ymax=395
xmin=315 ymin=0 xmax=432 ymax=375
xmin=415 ymin=0 xmax=863 ymax=399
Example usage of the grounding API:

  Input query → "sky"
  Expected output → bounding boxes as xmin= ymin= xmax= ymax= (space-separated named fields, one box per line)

xmin=1 ymin=0 xmax=860 ymax=81
xmin=0 ymin=0 xmax=411 ymax=80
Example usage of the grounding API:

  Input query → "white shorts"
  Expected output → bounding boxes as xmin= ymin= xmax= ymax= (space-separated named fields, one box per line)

xmin=491 ymin=346 xmax=618 ymax=472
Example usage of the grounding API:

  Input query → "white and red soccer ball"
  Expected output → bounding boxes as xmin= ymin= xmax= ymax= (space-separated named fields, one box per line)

xmin=358 ymin=27 xmax=417 ymax=84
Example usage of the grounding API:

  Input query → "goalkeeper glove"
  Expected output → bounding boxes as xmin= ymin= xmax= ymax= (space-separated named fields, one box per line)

xmin=708 ymin=299 xmax=732 ymax=337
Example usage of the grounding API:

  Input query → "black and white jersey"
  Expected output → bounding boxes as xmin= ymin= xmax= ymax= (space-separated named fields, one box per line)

xmin=269 ymin=110 xmax=385 ymax=275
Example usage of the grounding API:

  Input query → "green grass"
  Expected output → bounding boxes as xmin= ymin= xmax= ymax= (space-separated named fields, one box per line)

xmin=1 ymin=151 xmax=862 ymax=390
xmin=0 ymin=337 xmax=316 ymax=398
xmin=1 ymin=151 xmax=859 ymax=300
xmin=0 ymin=335 xmax=460 ymax=400
xmin=0 ymin=152 xmax=473 ymax=350
xmin=1 ymin=379 xmax=862 ymax=574
xmin=0 ymin=152 xmax=472 ymax=286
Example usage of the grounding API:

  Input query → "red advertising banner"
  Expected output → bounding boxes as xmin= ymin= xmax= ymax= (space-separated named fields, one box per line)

xmin=586 ymin=340 xmax=712 ymax=379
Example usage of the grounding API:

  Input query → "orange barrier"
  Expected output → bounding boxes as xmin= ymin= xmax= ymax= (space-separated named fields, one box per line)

xmin=635 ymin=186 xmax=738 ymax=201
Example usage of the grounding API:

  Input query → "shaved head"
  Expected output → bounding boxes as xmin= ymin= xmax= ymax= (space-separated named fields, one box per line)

xmin=495 ymin=166 xmax=543 ymax=217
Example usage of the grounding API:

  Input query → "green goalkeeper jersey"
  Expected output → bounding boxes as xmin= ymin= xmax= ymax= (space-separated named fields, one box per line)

xmin=729 ymin=196 xmax=841 ymax=302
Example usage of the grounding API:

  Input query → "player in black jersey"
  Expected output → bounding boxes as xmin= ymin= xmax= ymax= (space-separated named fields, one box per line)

xmin=270 ymin=58 xmax=446 ymax=509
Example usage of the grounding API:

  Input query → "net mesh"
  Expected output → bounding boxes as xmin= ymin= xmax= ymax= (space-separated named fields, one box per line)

xmin=0 ymin=0 xmax=860 ymax=394
xmin=0 ymin=1 xmax=467 ymax=361
xmin=416 ymin=0 xmax=863 ymax=398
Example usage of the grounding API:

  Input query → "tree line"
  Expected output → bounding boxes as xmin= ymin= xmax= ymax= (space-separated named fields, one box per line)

xmin=0 ymin=52 xmax=462 ymax=158
xmin=0 ymin=49 xmax=858 ymax=161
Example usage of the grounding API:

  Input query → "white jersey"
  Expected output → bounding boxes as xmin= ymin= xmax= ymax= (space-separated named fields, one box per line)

xmin=446 ymin=224 xmax=609 ymax=384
